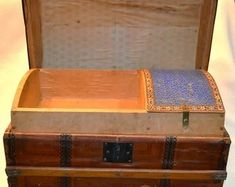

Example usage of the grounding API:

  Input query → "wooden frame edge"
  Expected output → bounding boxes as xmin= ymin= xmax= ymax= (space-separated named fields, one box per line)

xmin=22 ymin=0 xmax=43 ymax=68
xmin=6 ymin=167 xmax=227 ymax=181
xmin=196 ymin=0 xmax=218 ymax=70
xmin=6 ymin=124 xmax=231 ymax=142
xmin=12 ymin=69 xmax=39 ymax=110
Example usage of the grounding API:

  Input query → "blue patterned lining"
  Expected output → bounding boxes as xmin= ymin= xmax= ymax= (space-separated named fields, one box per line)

xmin=151 ymin=70 xmax=216 ymax=107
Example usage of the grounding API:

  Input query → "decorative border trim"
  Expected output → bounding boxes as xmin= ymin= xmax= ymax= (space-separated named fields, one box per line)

xmin=143 ymin=69 xmax=224 ymax=113
xmin=143 ymin=69 xmax=156 ymax=112
xmin=203 ymin=71 xmax=225 ymax=111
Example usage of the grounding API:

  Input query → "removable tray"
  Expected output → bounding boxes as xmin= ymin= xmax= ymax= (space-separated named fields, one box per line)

xmin=11 ymin=69 xmax=225 ymax=136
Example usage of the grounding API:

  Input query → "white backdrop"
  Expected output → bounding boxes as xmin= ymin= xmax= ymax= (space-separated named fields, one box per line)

xmin=0 ymin=0 xmax=234 ymax=186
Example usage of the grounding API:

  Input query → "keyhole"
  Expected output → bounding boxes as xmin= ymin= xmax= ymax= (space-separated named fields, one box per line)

xmin=114 ymin=144 xmax=121 ymax=152
xmin=114 ymin=144 xmax=121 ymax=161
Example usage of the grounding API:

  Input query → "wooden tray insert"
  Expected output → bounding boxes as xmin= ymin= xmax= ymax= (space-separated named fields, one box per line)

xmin=14 ymin=69 xmax=146 ymax=111
xmin=11 ymin=69 xmax=224 ymax=136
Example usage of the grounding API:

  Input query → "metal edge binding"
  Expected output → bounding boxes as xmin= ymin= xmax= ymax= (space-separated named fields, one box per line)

xmin=8 ymin=176 xmax=17 ymax=187
xmin=213 ymin=172 xmax=227 ymax=181
xmin=6 ymin=168 xmax=20 ymax=177
xmin=159 ymin=179 xmax=170 ymax=187
xmin=219 ymin=139 xmax=231 ymax=170
xmin=60 ymin=134 xmax=72 ymax=167
xmin=162 ymin=137 xmax=177 ymax=169
xmin=5 ymin=132 xmax=16 ymax=166
xmin=160 ymin=136 xmax=177 ymax=186
xmin=60 ymin=177 xmax=71 ymax=187
xmin=60 ymin=134 xmax=72 ymax=187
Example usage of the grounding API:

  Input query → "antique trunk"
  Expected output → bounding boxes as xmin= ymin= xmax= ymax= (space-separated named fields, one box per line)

xmin=4 ymin=0 xmax=231 ymax=186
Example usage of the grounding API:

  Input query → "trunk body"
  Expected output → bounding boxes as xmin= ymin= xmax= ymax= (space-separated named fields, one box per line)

xmin=4 ymin=125 xmax=230 ymax=187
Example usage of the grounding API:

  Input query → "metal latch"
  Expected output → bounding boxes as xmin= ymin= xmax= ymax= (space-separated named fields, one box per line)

xmin=183 ymin=111 xmax=189 ymax=128
xmin=103 ymin=142 xmax=133 ymax=163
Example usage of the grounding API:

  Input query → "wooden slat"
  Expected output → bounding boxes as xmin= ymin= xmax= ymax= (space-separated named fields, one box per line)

xmin=196 ymin=0 xmax=218 ymax=70
xmin=4 ymin=128 xmax=230 ymax=170
xmin=22 ymin=0 xmax=43 ymax=68
xmin=11 ymin=111 xmax=225 ymax=136
xmin=12 ymin=69 xmax=41 ymax=108
xmin=6 ymin=124 xmax=231 ymax=141
xmin=6 ymin=167 xmax=227 ymax=181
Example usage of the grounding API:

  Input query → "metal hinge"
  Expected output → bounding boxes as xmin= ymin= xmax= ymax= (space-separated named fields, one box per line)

xmin=183 ymin=111 xmax=189 ymax=128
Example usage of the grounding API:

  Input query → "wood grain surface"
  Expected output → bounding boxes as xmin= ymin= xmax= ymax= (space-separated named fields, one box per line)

xmin=4 ymin=127 xmax=230 ymax=170
xmin=14 ymin=69 xmax=146 ymax=110
xmin=6 ymin=166 xmax=226 ymax=179
xmin=196 ymin=0 xmax=218 ymax=70
xmin=22 ymin=0 xmax=42 ymax=68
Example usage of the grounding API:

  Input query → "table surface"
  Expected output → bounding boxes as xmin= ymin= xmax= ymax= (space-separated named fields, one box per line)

xmin=0 ymin=0 xmax=234 ymax=186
